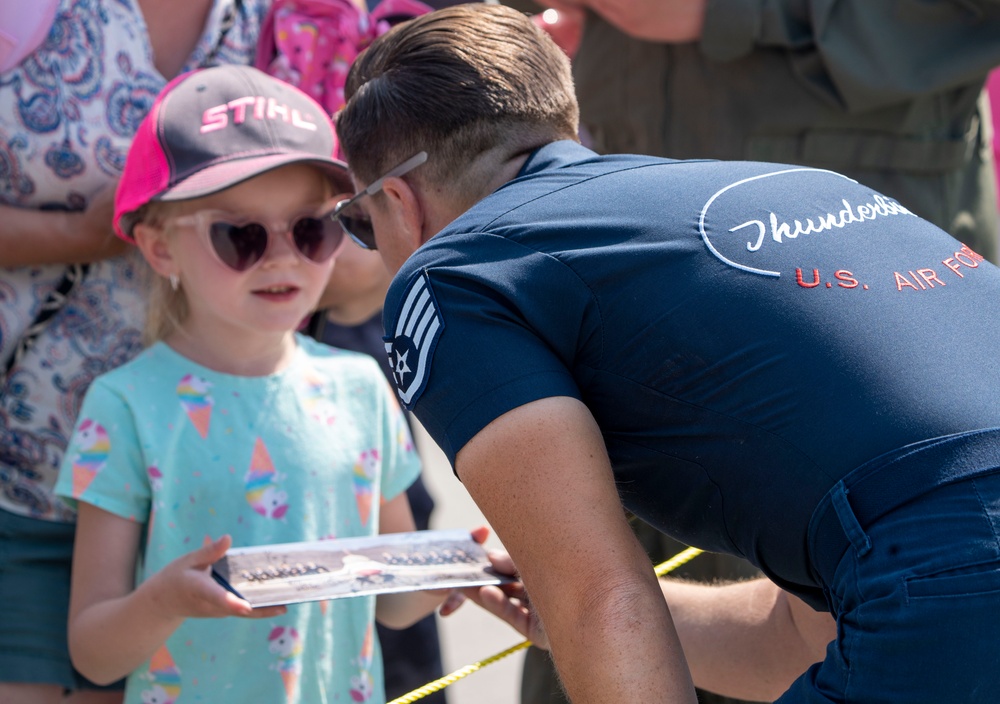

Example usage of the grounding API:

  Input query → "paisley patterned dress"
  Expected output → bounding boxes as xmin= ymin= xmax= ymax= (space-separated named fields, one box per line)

xmin=0 ymin=0 xmax=270 ymax=521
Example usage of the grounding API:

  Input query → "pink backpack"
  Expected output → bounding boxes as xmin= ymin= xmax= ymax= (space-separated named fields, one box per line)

xmin=254 ymin=0 xmax=432 ymax=122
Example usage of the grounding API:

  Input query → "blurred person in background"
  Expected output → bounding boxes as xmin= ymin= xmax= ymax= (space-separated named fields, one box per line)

xmin=505 ymin=0 xmax=1000 ymax=261
xmin=0 ymin=2 xmax=270 ymax=701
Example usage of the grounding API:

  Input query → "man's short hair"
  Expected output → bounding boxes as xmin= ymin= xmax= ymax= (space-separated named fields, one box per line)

xmin=337 ymin=3 xmax=579 ymax=191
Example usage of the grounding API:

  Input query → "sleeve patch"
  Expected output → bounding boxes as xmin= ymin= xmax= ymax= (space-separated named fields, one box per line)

xmin=383 ymin=272 xmax=445 ymax=410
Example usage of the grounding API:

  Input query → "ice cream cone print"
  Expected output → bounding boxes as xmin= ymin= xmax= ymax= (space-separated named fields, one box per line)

xmin=269 ymin=626 xmax=302 ymax=699
xmin=396 ymin=425 xmax=414 ymax=453
xmin=69 ymin=419 xmax=109 ymax=498
xmin=354 ymin=490 xmax=372 ymax=526
xmin=177 ymin=374 xmax=213 ymax=439
xmin=144 ymin=645 xmax=181 ymax=703
xmin=350 ymin=670 xmax=374 ymax=702
xmin=352 ymin=449 xmax=379 ymax=526
xmin=281 ymin=669 xmax=300 ymax=699
xmin=187 ymin=405 xmax=211 ymax=438
xmin=359 ymin=623 xmax=374 ymax=669
xmin=147 ymin=465 xmax=163 ymax=491
xmin=72 ymin=466 xmax=97 ymax=497
xmin=302 ymin=372 xmax=337 ymax=425
xmin=245 ymin=438 xmax=289 ymax=519
xmin=350 ymin=625 xmax=376 ymax=701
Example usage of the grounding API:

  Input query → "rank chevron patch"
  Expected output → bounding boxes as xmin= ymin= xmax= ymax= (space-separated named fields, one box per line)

xmin=384 ymin=272 xmax=444 ymax=409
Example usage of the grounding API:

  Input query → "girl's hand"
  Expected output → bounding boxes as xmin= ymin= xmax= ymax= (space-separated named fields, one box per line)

xmin=67 ymin=507 xmax=284 ymax=685
xmin=146 ymin=535 xmax=287 ymax=620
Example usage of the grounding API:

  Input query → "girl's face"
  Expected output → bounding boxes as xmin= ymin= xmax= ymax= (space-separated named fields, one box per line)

xmin=158 ymin=165 xmax=339 ymax=348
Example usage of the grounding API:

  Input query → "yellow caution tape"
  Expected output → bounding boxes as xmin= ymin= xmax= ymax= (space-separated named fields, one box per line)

xmin=388 ymin=546 xmax=704 ymax=704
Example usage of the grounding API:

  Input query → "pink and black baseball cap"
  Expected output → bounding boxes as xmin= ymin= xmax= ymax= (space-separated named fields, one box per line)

xmin=114 ymin=64 xmax=351 ymax=240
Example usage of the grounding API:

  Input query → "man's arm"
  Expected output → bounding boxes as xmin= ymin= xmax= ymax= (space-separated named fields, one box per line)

xmin=659 ymin=577 xmax=836 ymax=701
xmin=456 ymin=395 xmax=697 ymax=703
xmin=532 ymin=0 xmax=1000 ymax=113
xmin=472 ymin=545 xmax=836 ymax=701
xmin=469 ymin=506 xmax=836 ymax=701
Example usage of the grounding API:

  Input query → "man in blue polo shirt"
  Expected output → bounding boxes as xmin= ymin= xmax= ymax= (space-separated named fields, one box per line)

xmin=334 ymin=5 xmax=1000 ymax=702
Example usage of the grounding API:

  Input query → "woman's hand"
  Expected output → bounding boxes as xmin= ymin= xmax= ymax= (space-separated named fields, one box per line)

xmin=76 ymin=181 xmax=131 ymax=261
xmin=0 ymin=182 xmax=130 ymax=267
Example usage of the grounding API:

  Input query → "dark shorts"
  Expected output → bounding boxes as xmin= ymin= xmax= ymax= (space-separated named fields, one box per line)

xmin=782 ymin=430 xmax=1000 ymax=703
xmin=0 ymin=507 xmax=123 ymax=691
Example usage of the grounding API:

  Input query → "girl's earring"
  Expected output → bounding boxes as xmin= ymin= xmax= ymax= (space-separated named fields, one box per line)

xmin=169 ymin=274 xmax=179 ymax=291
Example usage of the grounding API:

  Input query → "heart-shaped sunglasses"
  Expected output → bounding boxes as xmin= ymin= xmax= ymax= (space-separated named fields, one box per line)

xmin=171 ymin=207 xmax=346 ymax=272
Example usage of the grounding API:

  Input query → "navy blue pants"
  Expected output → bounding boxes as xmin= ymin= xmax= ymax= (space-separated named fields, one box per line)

xmin=782 ymin=430 xmax=1000 ymax=703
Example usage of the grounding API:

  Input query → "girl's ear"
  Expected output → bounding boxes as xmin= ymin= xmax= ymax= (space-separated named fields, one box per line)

xmin=132 ymin=221 xmax=178 ymax=280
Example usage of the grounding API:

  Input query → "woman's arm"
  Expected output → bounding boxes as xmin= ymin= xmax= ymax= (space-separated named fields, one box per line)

xmin=0 ymin=185 xmax=128 ymax=267
xmin=67 ymin=503 xmax=284 ymax=684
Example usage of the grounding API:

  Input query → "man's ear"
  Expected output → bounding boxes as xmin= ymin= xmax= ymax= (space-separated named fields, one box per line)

xmin=380 ymin=175 xmax=427 ymax=249
xmin=132 ymin=222 xmax=178 ymax=280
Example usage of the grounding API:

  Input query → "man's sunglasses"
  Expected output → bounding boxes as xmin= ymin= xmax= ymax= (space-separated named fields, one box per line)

xmin=171 ymin=208 xmax=345 ymax=272
xmin=331 ymin=152 xmax=428 ymax=250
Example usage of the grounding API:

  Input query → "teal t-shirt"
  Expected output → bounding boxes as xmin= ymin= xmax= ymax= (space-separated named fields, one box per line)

xmin=55 ymin=335 xmax=421 ymax=704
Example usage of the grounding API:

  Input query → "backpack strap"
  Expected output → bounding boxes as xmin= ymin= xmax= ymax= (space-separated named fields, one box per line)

xmin=1 ymin=262 xmax=90 ymax=388
xmin=253 ymin=0 xmax=278 ymax=72
xmin=204 ymin=0 xmax=246 ymax=67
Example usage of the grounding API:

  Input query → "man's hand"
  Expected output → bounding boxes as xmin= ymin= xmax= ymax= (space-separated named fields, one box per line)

xmin=453 ymin=549 xmax=550 ymax=649
xmin=426 ymin=525 xmax=495 ymax=620
xmin=532 ymin=7 xmax=585 ymax=58
xmin=534 ymin=0 xmax=706 ymax=43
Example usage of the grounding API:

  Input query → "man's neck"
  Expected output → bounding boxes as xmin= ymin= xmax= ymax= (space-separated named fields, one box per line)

xmin=422 ymin=137 xmax=569 ymax=242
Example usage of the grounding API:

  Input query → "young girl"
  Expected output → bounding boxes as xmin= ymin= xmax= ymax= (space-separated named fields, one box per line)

xmin=53 ymin=64 xmax=465 ymax=704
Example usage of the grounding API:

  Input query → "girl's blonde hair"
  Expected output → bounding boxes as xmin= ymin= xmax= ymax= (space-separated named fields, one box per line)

xmin=129 ymin=167 xmax=338 ymax=346
xmin=130 ymin=201 xmax=190 ymax=346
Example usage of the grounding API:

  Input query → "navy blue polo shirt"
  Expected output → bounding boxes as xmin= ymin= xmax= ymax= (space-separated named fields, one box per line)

xmin=382 ymin=140 xmax=1000 ymax=604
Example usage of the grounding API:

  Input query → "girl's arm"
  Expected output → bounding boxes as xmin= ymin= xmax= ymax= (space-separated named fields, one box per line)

xmin=375 ymin=492 xmax=482 ymax=629
xmin=373 ymin=491 xmax=454 ymax=629
xmin=374 ymin=492 xmax=524 ymax=631
xmin=67 ymin=503 xmax=284 ymax=685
